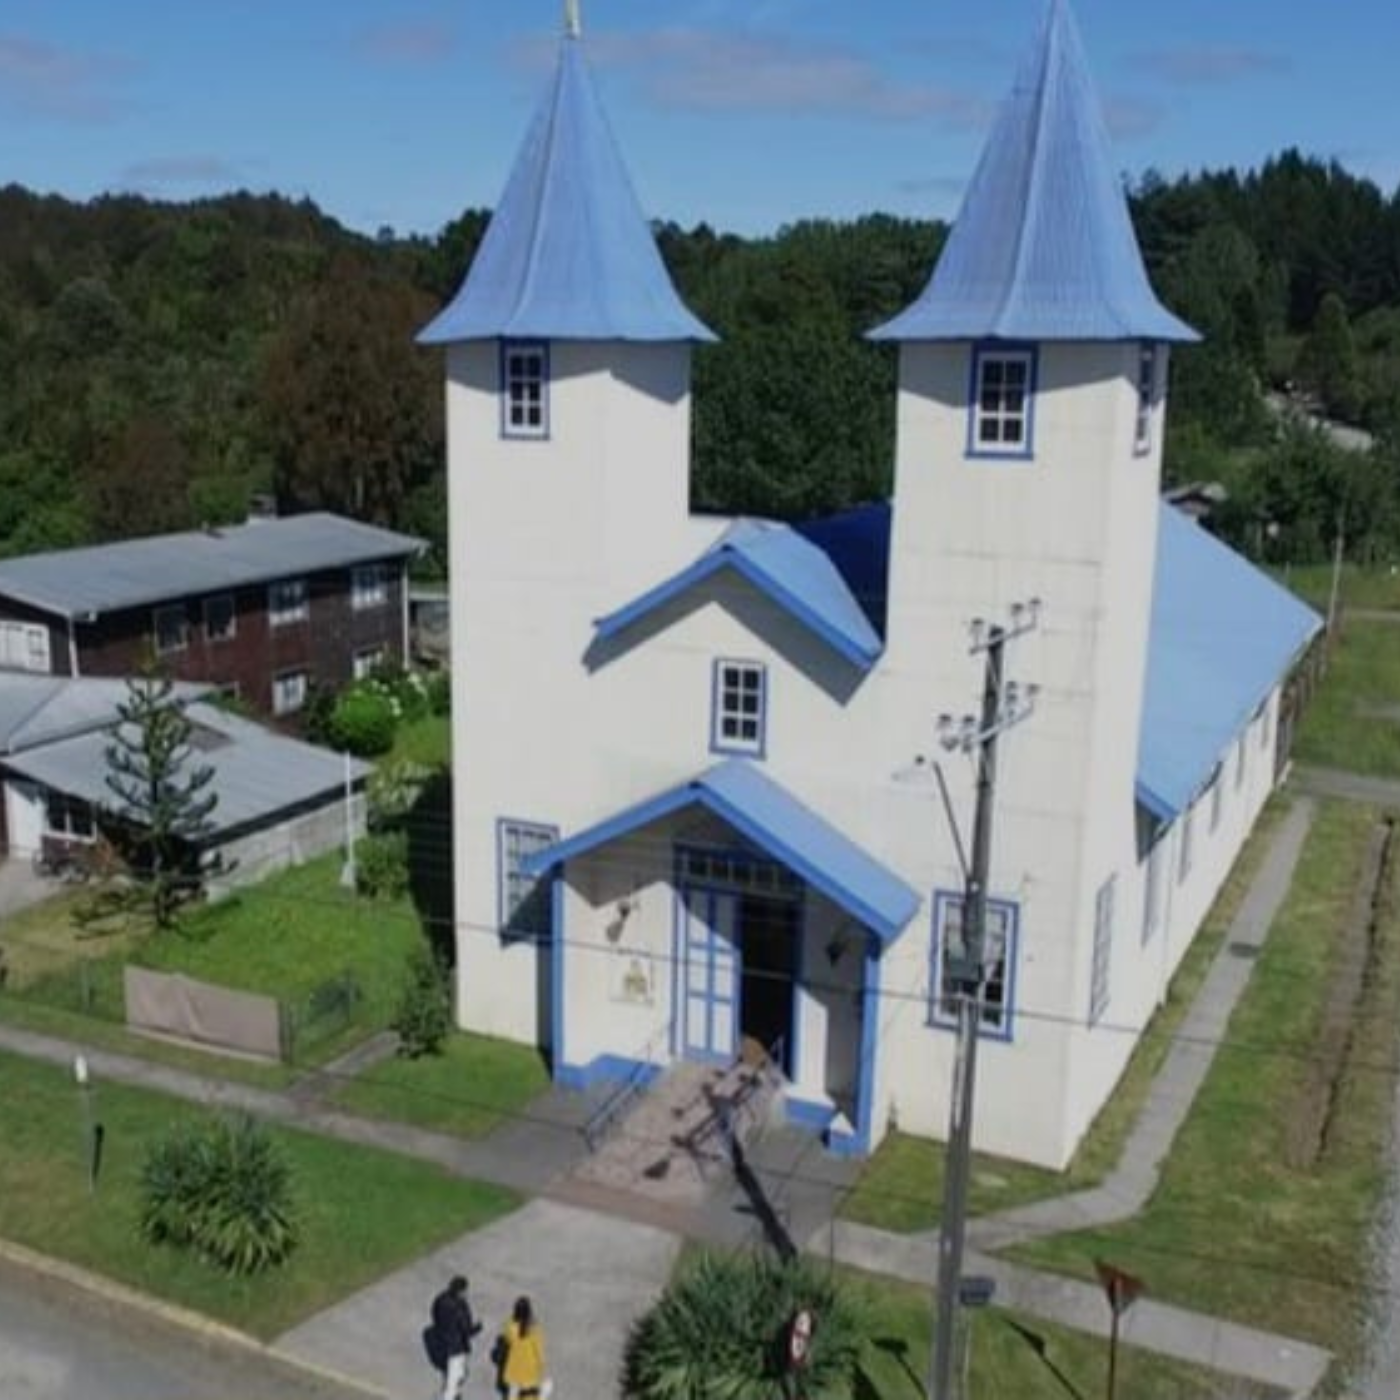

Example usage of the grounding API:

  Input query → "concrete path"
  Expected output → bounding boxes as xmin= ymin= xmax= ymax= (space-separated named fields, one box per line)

xmin=967 ymin=797 xmax=1316 ymax=1251
xmin=277 ymin=1200 xmax=680 ymax=1400
xmin=1294 ymin=764 xmax=1400 ymax=808
xmin=832 ymin=1220 xmax=1331 ymax=1399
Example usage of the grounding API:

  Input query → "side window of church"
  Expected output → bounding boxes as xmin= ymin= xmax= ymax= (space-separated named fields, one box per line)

xmin=499 ymin=820 xmax=559 ymax=939
xmin=1134 ymin=343 xmax=1158 ymax=454
xmin=969 ymin=346 xmax=1036 ymax=457
xmin=711 ymin=659 xmax=767 ymax=757
xmin=930 ymin=892 xmax=1018 ymax=1039
xmin=502 ymin=342 xmax=549 ymax=439
xmin=1089 ymin=875 xmax=1115 ymax=1026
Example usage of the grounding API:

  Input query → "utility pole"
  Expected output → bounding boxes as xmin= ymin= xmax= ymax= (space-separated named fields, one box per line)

xmin=929 ymin=600 xmax=1039 ymax=1400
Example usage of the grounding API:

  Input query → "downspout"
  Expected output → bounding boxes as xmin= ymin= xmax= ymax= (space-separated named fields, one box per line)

xmin=67 ymin=615 xmax=80 ymax=677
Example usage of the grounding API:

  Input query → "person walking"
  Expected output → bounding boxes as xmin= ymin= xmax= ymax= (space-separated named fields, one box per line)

xmin=430 ymin=1274 xmax=482 ymax=1400
xmin=498 ymin=1296 xmax=553 ymax=1400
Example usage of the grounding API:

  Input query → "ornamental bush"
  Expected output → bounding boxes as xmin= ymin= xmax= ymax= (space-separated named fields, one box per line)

xmin=328 ymin=686 xmax=397 ymax=757
xmin=140 ymin=1114 xmax=298 ymax=1275
xmin=624 ymin=1251 xmax=865 ymax=1400
xmin=392 ymin=945 xmax=453 ymax=1058
xmin=356 ymin=829 xmax=410 ymax=900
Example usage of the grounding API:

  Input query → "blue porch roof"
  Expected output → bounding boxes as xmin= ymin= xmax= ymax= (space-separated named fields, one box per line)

xmin=418 ymin=34 xmax=713 ymax=345
xmin=594 ymin=518 xmax=884 ymax=669
xmin=521 ymin=760 xmax=921 ymax=944
xmin=870 ymin=0 xmax=1196 ymax=344
xmin=1137 ymin=507 xmax=1320 ymax=820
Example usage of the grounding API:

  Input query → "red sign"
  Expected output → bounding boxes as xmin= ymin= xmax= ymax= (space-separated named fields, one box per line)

xmin=787 ymin=1310 xmax=814 ymax=1369
xmin=1095 ymin=1261 xmax=1145 ymax=1317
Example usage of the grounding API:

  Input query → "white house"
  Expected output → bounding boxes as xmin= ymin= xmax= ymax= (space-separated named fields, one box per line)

xmin=419 ymin=0 xmax=1320 ymax=1168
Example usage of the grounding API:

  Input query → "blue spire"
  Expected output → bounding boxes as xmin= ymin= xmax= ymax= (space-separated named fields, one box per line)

xmin=871 ymin=0 xmax=1197 ymax=344
xmin=419 ymin=31 xmax=714 ymax=345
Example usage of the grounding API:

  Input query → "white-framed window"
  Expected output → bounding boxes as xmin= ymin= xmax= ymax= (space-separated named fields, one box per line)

xmin=930 ymin=891 xmax=1018 ymax=1038
xmin=45 ymin=792 xmax=95 ymax=842
xmin=351 ymin=564 xmax=389 ymax=611
xmin=1089 ymin=875 xmax=1115 ymax=1026
xmin=1179 ymin=807 xmax=1194 ymax=883
xmin=272 ymin=669 xmax=308 ymax=716
xmin=969 ymin=345 xmax=1036 ymax=457
xmin=269 ymin=578 xmax=309 ymax=626
xmin=1234 ymin=734 xmax=1247 ymax=790
xmin=711 ymin=659 xmax=767 ymax=757
xmin=1142 ymin=840 xmax=1163 ymax=944
xmin=353 ymin=646 xmax=386 ymax=681
xmin=153 ymin=604 xmax=188 ymax=655
xmin=1133 ymin=343 xmax=1158 ymax=454
xmin=0 ymin=621 xmax=50 ymax=672
xmin=204 ymin=593 xmax=236 ymax=643
xmin=1208 ymin=765 xmax=1223 ymax=833
xmin=498 ymin=819 xmax=559 ymax=940
xmin=501 ymin=341 xmax=549 ymax=439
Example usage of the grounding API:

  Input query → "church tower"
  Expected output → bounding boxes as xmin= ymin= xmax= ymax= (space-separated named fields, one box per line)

xmin=420 ymin=5 xmax=714 ymax=1044
xmin=871 ymin=0 xmax=1199 ymax=1158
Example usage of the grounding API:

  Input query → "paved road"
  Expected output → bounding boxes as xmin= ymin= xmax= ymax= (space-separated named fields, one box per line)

xmin=0 ymin=1258 xmax=361 ymax=1400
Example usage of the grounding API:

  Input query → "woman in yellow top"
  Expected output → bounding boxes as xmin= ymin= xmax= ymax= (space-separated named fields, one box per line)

xmin=500 ymin=1296 xmax=553 ymax=1400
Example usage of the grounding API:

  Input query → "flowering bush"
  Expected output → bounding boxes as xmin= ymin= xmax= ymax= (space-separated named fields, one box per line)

xmin=328 ymin=687 xmax=396 ymax=757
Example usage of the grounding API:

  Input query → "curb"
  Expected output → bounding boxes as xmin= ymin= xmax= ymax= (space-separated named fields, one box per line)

xmin=0 ymin=1235 xmax=390 ymax=1399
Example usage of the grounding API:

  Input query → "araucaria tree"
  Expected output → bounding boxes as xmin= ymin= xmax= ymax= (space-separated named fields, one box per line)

xmin=105 ymin=671 xmax=218 ymax=927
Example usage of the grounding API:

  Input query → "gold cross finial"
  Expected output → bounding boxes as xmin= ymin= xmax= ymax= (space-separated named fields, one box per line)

xmin=565 ymin=0 xmax=581 ymax=39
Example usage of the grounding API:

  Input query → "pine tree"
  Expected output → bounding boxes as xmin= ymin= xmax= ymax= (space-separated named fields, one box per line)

xmin=104 ymin=669 xmax=218 ymax=928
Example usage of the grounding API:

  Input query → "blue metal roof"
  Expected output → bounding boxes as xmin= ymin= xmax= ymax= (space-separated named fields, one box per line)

xmin=594 ymin=518 xmax=883 ymax=669
xmin=521 ymin=760 xmax=920 ymax=943
xmin=870 ymin=0 xmax=1197 ymax=344
xmin=1137 ymin=507 xmax=1321 ymax=819
xmin=418 ymin=34 xmax=713 ymax=345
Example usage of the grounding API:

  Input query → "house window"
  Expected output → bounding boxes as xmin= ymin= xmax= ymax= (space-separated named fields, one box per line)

xmin=1179 ymin=807 xmax=1194 ymax=883
xmin=353 ymin=646 xmax=385 ymax=681
xmin=1142 ymin=840 xmax=1163 ymax=944
xmin=499 ymin=820 xmax=559 ymax=940
xmin=502 ymin=341 xmax=549 ymax=439
xmin=930 ymin=891 xmax=1018 ymax=1038
xmin=153 ymin=605 xmax=188 ymax=655
xmin=269 ymin=578 xmax=309 ymax=626
xmin=1134 ymin=343 xmax=1157 ymax=454
xmin=711 ymin=660 xmax=767 ymax=757
xmin=1235 ymin=734 xmax=1247 ymax=790
xmin=1257 ymin=701 xmax=1272 ymax=752
xmin=272 ymin=669 xmax=308 ymax=716
xmin=969 ymin=345 xmax=1036 ymax=457
xmin=45 ymin=792 xmax=95 ymax=842
xmin=205 ymin=593 xmax=236 ymax=643
xmin=1089 ymin=875 xmax=1115 ymax=1026
xmin=0 ymin=621 xmax=50 ymax=672
xmin=351 ymin=564 xmax=388 ymax=611
xmin=1208 ymin=765 xmax=1223 ymax=833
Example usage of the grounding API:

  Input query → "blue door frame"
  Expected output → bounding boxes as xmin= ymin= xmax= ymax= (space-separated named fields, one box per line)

xmin=680 ymin=888 xmax=739 ymax=1063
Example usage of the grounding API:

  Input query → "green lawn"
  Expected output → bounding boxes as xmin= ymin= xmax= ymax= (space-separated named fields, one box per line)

xmin=1278 ymin=561 xmax=1400 ymax=613
xmin=847 ymin=1269 xmax=1281 ymax=1400
xmin=2 ymin=854 xmax=429 ymax=1065
xmin=0 ymin=1049 xmax=518 ymax=1338
xmin=840 ymin=799 xmax=1290 ymax=1232
xmin=1295 ymin=618 xmax=1400 ymax=778
xmin=1012 ymin=799 xmax=1399 ymax=1361
xmin=334 ymin=1030 xmax=552 ymax=1137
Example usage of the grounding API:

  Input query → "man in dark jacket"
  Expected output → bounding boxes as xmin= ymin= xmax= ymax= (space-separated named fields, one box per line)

xmin=430 ymin=1274 xmax=481 ymax=1400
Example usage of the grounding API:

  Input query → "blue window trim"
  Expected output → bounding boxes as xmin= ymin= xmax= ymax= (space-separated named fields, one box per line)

xmin=499 ymin=339 xmax=551 ymax=441
xmin=928 ymin=889 xmax=1019 ymax=1043
xmin=1133 ymin=342 xmax=1158 ymax=457
xmin=496 ymin=817 xmax=560 ymax=941
xmin=965 ymin=342 xmax=1038 ymax=461
xmin=709 ymin=658 xmax=768 ymax=759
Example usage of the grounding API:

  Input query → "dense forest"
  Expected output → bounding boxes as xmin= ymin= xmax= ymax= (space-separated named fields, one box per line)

xmin=3 ymin=149 xmax=1400 ymax=574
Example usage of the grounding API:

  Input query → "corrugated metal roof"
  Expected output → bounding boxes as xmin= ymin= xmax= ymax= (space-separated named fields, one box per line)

xmin=2 ymin=701 xmax=369 ymax=837
xmin=1137 ymin=507 xmax=1321 ymax=819
xmin=0 ymin=674 xmax=211 ymax=754
xmin=871 ymin=0 xmax=1196 ymax=344
xmin=593 ymin=518 xmax=883 ymax=669
xmin=0 ymin=513 xmax=421 ymax=618
xmin=522 ymin=759 xmax=920 ymax=942
xmin=418 ymin=34 xmax=714 ymax=345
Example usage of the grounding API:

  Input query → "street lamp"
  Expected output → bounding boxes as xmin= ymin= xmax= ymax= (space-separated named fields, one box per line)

xmin=73 ymin=1053 xmax=97 ymax=1194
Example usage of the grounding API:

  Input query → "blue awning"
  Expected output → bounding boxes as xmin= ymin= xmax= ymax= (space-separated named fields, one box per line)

xmin=522 ymin=760 xmax=920 ymax=944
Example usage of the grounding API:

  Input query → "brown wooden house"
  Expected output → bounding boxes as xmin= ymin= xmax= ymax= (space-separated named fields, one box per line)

xmin=0 ymin=513 xmax=422 ymax=720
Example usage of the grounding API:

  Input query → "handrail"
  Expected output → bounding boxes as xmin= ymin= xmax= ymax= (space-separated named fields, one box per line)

xmin=581 ymin=1026 xmax=667 ymax=1152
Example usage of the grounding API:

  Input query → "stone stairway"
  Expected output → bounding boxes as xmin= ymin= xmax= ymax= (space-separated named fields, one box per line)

xmin=569 ymin=1053 xmax=786 ymax=1207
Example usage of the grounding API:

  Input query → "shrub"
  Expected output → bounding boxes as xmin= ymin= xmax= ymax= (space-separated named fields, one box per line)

xmin=140 ymin=1115 xmax=298 ymax=1275
xmin=624 ymin=1252 xmax=865 ymax=1400
xmin=393 ymin=945 xmax=453 ymax=1058
xmin=328 ymin=687 xmax=397 ymax=757
xmin=425 ymin=670 xmax=451 ymax=716
xmin=367 ymin=758 xmax=433 ymax=831
xmin=300 ymin=682 xmax=337 ymax=746
xmin=356 ymin=829 xmax=409 ymax=899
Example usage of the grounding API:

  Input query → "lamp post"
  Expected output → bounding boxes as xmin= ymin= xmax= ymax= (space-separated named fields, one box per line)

xmin=73 ymin=1053 xmax=96 ymax=1194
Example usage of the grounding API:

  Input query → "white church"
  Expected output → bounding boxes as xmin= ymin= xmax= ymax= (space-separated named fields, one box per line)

xmin=418 ymin=0 xmax=1320 ymax=1168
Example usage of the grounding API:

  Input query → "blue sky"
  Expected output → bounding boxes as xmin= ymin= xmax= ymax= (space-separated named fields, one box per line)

xmin=0 ymin=0 xmax=1396 ymax=240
